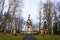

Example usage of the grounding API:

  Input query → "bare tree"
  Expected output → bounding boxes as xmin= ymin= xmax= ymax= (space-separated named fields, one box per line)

xmin=0 ymin=0 xmax=7 ymax=34
xmin=53 ymin=1 xmax=60 ymax=34
xmin=43 ymin=0 xmax=53 ymax=34
xmin=38 ymin=1 xmax=43 ymax=31
xmin=0 ymin=0 xmax=4 ymax=14
xmin=7 ymin=0 xmax=23 ymax=33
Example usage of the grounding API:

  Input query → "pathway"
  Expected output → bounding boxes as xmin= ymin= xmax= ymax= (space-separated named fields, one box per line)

xmin=23 ymin=34 xmax=36 ymax=40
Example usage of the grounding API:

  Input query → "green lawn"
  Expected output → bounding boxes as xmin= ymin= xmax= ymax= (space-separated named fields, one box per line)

xmin=0 ymin=33 xmax=25 ymax=40
xmin=34 ymin=34 xmax=60 ymax=40
xmin=0 ymin=33 xmax=60 ymax=40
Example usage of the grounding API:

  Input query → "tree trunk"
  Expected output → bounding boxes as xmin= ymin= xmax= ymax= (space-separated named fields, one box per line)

xmin=10 ymin=22 xmax=12 ymax=34
xmin=3 ymin=25 xmax=6 ymax=34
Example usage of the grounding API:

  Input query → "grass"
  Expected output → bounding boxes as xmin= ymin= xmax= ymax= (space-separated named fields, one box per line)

xmin=0 ymin=33 xmax=25 ymax=40
xmin=34 ymin=34 xmax=60 ymax=40
xmin=0 ymin=33 xmax=60 ymax=40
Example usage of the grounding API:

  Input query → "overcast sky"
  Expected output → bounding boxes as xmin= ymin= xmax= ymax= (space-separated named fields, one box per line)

xmin=22 ymin=0 xmax=40 ymax=23
xmin=22 ymin=0 xmax=60 ymax=23
xmin=3 ymin=0 xmax=60 ymax=24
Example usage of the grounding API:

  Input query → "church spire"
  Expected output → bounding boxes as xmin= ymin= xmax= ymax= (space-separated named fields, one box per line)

xmin=28 ymin=14 xmax=30 ymax=20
